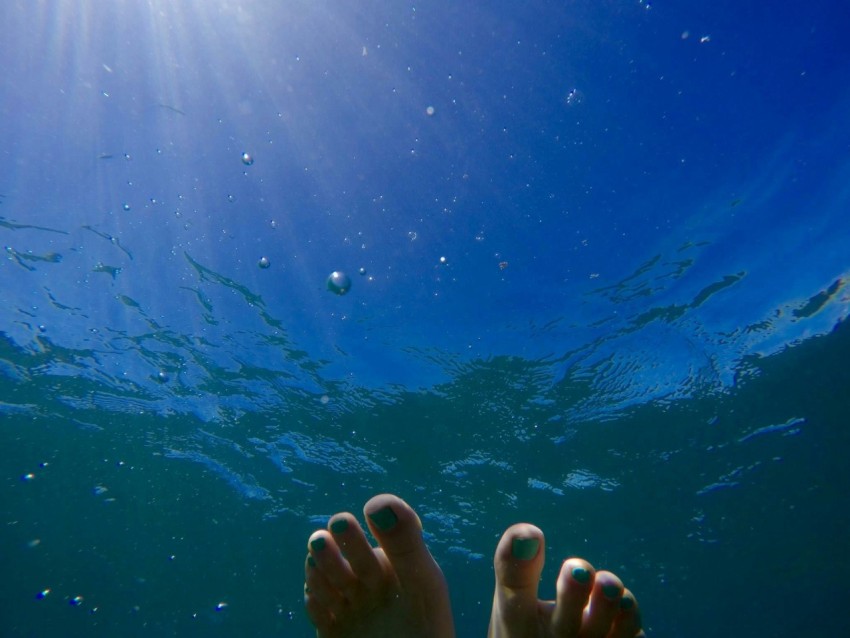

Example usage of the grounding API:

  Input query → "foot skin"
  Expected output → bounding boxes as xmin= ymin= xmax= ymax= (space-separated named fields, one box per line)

xmin=488 ymin=524 xmax=645 ymax=638
xmin=304 ymin=494 xmax=456 ymax=638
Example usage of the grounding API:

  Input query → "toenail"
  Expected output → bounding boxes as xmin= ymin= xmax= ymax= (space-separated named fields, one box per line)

xmin=307 ymin=555 xmax=317 ymax=567
xmin=511 ymin=537 xmax=540 ymax=560
xmin=330 ymin=518 xmax=349 ymax=534
xmin=571 ymin=566 xmax=591 ymax=584
xmin=602 ymin=584 xmax=621 ymax=600
xmin=368 ymin=506 xmax=398 ymax=531
xmin=620 ymin=595 xmax=635 ymax=610
xmin=310 ymin=537 xmax=327 ymax=552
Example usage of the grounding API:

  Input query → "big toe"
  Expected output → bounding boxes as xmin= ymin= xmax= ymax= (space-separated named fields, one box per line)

xmin=490 ymin=523 xmax=546 ymax=635
xmin=362 ymin=494 xmax=445 ymax=590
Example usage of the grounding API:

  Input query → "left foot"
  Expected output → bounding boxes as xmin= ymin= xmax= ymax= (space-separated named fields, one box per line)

xmin=304 ymin=493 xmax=456 ymax=638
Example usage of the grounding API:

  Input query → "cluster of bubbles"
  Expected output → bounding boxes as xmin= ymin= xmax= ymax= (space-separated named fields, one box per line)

xmin=239 ymin=152 xmax=363 ymax=297
xmin=565 ymin=88 xmax=584 ymax=106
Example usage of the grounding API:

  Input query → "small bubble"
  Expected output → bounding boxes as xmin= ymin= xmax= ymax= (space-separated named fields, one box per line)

xmin=70 ymin=596 xmax=84 ymax=606
xmin=123 ymin=203 xmax=131 ymax=212
xmin=258 ymin=257 xmax=271 ymax=269
xmin=358 ymin=267 xmax=367 ymax=276
xmin=21 ymin=473 xmax=35 ymax=482
xmin=439 ymin=256 xmax=447 ymax=264
xmin=227 ymin=195 xmax=235 ymax=203
xmin=320 ymin=395 xmax=330 ymax=405
xmin=565 ymin=88 xmax=584 ymax=106
xmin=241 ymin=152 xmax=254 ymax=166
xmin=215 ymin=602 xmax=228 ymax=611
xmin=425 ymin=105 xmax=435 ymax=116
xmin=157 ymin=371 xmax=170 ymax=383
xmin=36 ymin=589 xmax=51 ymax=599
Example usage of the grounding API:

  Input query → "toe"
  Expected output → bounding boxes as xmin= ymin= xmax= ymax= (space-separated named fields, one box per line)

xmin=608 ymin=588 xmax=644 ymax=638
xmin=362 ymin=494 xmax=455 ymax=637
xmin=551 ymin=557 xmax=595 ymax=636
xmin=362 ymin=494 xmax=434 ymax=585
xmin=489 ymin=523 xmax=545 ymax=636
xmin=305 ymin=552 xmax=344 ymax=634
xmin=581 ymin=570 xmax=624 ymax=638
xmin=328 ymin=512 xmax=386 ymax=591
xmin=308 ymin=530 xmax=358 ymax=594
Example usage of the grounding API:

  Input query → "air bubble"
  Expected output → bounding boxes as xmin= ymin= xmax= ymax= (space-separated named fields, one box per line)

xmin=327 ymin=271 xmax=351 ymax=295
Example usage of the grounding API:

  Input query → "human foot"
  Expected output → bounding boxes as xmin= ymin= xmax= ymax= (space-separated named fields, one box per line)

xmin=304 ymin=493 xmax=456 ymax=638
xmin=488 ymin=523 xmax=644 ymax=638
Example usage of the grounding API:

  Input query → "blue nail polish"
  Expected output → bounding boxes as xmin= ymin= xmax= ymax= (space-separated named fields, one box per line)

xmin=330 ymin=518 xmax=349 ymax=534
xmin=571 ymin=566 xmax=591 ymax=584
xmin=511 ymin=537 xmax=539 ymax=560
xmin=368 ymin=506 xmax=398 ymax=530
xmin=602 ymin=584 xmax=621 ymax=600
xmin=620 ymin=595 xmax=635 ymax=610
xmin=307 ymin=555 xmax=316 ymax=567
xmin=310 ymin=537 xmax=326 ymax=552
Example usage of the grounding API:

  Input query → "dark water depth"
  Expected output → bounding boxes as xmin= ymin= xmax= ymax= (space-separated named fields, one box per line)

xmin=2 ymin=315 xmax=849 ymax=637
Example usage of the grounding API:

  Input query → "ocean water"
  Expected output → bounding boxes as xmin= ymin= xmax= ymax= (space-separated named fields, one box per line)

xmin=2 ymin=1 xmax=849 ymax=637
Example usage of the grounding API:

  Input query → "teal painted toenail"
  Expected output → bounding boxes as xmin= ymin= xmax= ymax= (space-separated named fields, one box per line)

xmin=511 ymin=537 xmax=539 ymax=560
xmin=307 ymin=555 xmax=316 ymax=568
xmin=368 ymin=506 xmax=398 ymax=530
xmin=330 ymin=518 xmax=349 ymax=534
xmin=310 ymin=537 xmax=326 ymax=552
xmin=602 ymin=584 xmax=621 ymax=600
xmin=571 ymin=566 xmax=591 ymax=584
xmin=620 ymin=595 xmax=635 ymax=610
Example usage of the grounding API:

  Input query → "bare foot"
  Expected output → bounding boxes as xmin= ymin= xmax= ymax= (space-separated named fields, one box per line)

xmin=304 ymin=493 xmax=456 ymax=638
xmin=488 ymin=523 xmax=644 ymax=638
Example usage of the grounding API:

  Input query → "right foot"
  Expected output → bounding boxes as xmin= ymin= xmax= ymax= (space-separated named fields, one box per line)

xmin=488 ymin=523 xmax=644 ymax=638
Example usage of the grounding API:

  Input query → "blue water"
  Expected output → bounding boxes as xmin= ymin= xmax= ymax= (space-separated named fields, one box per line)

xmin=2 ymin=1 xmax=849 ymax=636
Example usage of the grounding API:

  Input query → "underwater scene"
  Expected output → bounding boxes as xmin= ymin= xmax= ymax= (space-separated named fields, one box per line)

xmin=2 ymin=1 xmax=849 ymax=636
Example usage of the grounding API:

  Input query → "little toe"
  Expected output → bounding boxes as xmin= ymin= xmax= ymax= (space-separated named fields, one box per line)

xmin=551 ymin=557 xmax=595 ymax=636
xmin=581 ymin=570 xmax=624 ymax=638
xmin=488 ymin=522 xmax=546 ymax=636
xmin=304 ymin=552 xmax=345 ymax=632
